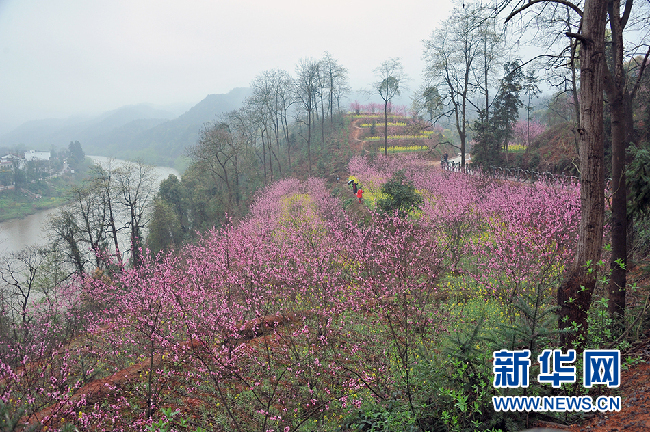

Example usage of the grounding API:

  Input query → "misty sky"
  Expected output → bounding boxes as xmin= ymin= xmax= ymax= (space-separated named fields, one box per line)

xmin=0 ymin=0 xmax=459 ymax=134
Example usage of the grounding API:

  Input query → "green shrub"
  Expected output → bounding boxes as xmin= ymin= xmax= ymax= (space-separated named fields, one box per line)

xmin=376 ymin=171 xmax=423 ymax=217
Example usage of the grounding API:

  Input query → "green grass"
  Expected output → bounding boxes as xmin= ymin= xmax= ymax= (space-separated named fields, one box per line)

xmin=0 ymin=186 xmax=70 ymax=221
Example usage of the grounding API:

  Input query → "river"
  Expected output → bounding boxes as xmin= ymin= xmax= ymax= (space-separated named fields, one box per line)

xmin=0 ymin=156 xmax=179 ymax=256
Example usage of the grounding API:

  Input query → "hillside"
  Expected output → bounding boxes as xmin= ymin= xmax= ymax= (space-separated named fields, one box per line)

xmin=2 ymin=112 xmax=648 ymax=432
xmin=3 ymin=150 xmax=616 ymax=432
xmin=491 ymin=122 xmax=580 ymax=174
xmin=527 ymin=122 xmax=580 ymax=173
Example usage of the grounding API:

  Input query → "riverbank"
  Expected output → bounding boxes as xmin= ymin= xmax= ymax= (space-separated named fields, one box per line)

xmin=0 ymin=171 xmax=83 ymax=222
xmin=0 ymin=157 xmax=181 ymax=255
xmin=0 ymin=193 xmax=69 ymax=222
xmin=0 ymin=154 xmax=95 ymax=223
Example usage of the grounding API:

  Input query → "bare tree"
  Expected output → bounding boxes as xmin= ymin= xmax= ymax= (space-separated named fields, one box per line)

xmin=375 ymin=58 xmax=407 ymax=156
xmin=47 ymin=164 xmax=121 ymax=272
xmin=477 ymin=9 xmax=505 ymax=127
xmin=114 ymin=161 xmax=156 ymax=269
xmin=274 ymin=71 xmax=295 ymax=166
xmin=267 ymin=70 xmax=295 ymax=167
xmin=48 ymin=209 xmax=86 ymax=275
xmin=191 ymin=121 xmax=240 ymax=209
xmin=94 ymin=162 xmax=125 ymax=269
xmin=506 ymin=0 xmax=608 ymax=347
xmin=295 ymin=58 xmax=320 ymax=173
xmin=248 ymin=78 xmax=272 ymax=182
xmin=227 ymin=107 xmax=261 ymax=199
xmin=523 ymin=68 xmax=542 ymax=146
xmin=424 ymin=3 xmax=489 ymax=167
xmin=524 ymin=4 xmax=582 ymax=154
xmin=321 ymin=52 xmax=350 ymax=125
xmin=249 ymin=69 xmax=295 ymax=180
xmin=603 ymin=0 xmax=650 ymax=331
xmin=0 ymin=247 xmax=48 ymax=339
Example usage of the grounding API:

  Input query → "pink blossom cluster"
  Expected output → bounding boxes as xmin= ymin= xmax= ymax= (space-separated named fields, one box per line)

xmin=349 ymin=155 xmax=580 ymax=299
xmin=0 ymin=160 xmax=581 ymax=431
xmin=348 ymin=102 xmax=408 ymax=116
xmin=512 ymin=120 xmax=547 ymax=146
xmin=1 ymin=176 xmax=441 ymax=430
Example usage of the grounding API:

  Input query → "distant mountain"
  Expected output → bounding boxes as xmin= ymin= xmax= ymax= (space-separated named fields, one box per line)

xmin=0 ymin=105 xmax=174 ymax=149
xmin=83 ymin=105 xmax=176 ymax=137
xmin=0 ymin=116 xmax=91 ymax=147
xmin=110 ymin=87 xmax=252 ymax=166
xmin=0 ymin=87 xmax=252 ymax=168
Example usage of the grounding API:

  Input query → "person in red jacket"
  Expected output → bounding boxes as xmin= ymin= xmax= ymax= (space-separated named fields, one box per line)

xmin=356 ymin=188 xmax=363 ymax=203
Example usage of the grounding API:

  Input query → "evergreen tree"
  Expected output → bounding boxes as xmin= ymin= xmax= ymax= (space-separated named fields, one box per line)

xmin=377 ymin=171 xmax=423 ymax=217
xmin=472 ymin=61 xmax=524 ymax=166
xmin=492 ymin=61 xmax=524 ymax=157
xmin=67 ymin=140 xmax=85 ymax=171
xmin=472 ymin=108 xmax=503 ymax=166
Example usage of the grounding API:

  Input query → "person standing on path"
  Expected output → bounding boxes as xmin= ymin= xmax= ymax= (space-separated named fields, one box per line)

xmin=356 ymin=188 xmax=363 ymax=203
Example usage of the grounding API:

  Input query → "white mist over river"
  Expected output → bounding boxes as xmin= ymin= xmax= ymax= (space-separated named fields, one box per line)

xmin=0 ymin=156 xmax=179 ymax=256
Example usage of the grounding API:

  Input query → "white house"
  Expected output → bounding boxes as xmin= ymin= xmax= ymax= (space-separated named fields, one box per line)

xmin=25 ymin=150 xmax=51 ymax=162
xmin=1 ymin=153 xmax=23 ymax=170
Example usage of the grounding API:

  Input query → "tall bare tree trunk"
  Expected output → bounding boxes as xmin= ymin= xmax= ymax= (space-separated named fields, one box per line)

xmin=104 ymin=172 xmax=123 ymax=269
xmin=460 ymin=40 xmax=470 ymax=168
xmin=307 ymin=109 xmax=312 ymax=174
xmin=329 ymin=69 xmax=335 ymax=126
xmin=283 ymin=115 xmax=291 ymax=167
xmin=234 ymin=153 xmax=240 ymax=206
xmin=608 ymin=93 xmax=628 ymax=331
xmin=605 ymin=0 xmax=634 ymax=332
xmin=261 ymin=129 xmax=268 ymax=184
xmin=570 ymin=39 xmax=582 ymax=156
xmin=384 ymin=99 xmax=389 ymax=156
xmin=558 ymin=0 xmax=607 ymax=348
xmin=320 ymin=93 xmax=326 ymax=151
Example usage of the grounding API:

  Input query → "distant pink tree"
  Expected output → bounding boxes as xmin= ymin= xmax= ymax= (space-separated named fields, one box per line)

xmin=368 ymin=102 xmax=382 ymax=114
xmin=350 ymin=100 xmax=361 ymax=114
xmin=513 ymin=120 xmax=546 ymax=146
xmin=391 ymin=104 xmax=407 ymax=116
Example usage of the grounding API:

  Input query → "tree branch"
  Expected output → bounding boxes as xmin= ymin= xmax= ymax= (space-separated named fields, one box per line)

xmin=630 ymin=45 xmax=650 ymax=100
xmin=620 ymin=0 xmax=633 ymax=29
xmin=506 ymin=0 xmax=583 ymax=23
xmin=566 ymin=32 xmax=589 ymax=45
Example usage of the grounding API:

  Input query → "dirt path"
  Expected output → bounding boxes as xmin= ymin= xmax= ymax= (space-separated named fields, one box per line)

xmin=347 ymin=118 xmax=366 ymax=154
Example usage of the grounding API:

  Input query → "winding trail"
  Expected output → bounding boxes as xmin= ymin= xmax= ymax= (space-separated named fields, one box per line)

xmin=347 ymin=118 xmax=367 ymax=154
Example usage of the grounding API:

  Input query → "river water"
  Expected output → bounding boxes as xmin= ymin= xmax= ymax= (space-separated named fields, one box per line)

xmin=0 ymin=156 xmax=180 ymax=256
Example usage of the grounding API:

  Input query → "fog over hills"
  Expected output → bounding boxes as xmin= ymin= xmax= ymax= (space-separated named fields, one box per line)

xmin=0 ymin=87 xmax=252 ymax=169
